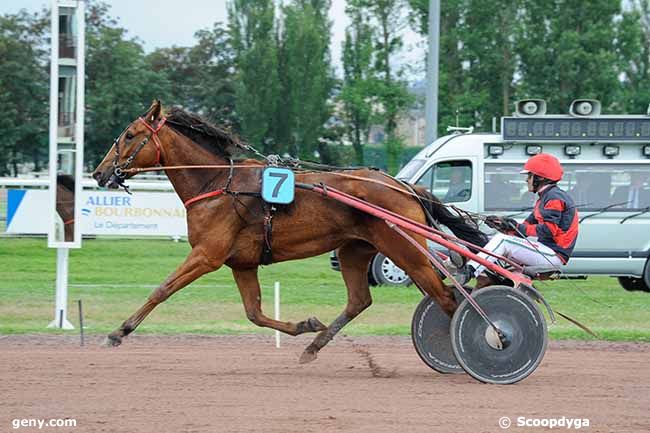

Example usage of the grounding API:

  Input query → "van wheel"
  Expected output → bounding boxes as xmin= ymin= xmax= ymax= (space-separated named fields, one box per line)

xmin=643 ymin=259 xmax=650 ymax=293
xmin=618 ymin=277 xmax=649 ymax=292
xmin=367 ymin=268 xmax=378 ymax=286
xmin=370 ymin=254 xmax=411 ymax=286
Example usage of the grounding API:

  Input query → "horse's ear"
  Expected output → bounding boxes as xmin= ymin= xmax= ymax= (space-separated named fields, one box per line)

xmin=144 ymin=99 xmax=162 ymax=123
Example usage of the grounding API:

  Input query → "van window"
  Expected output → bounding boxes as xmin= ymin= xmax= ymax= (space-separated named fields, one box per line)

xmin=484 ymin=163 xmax=650 ymax=211
xmin=416 ymin=160 xmax=472 ymax=203
xmin=397 ymin=158 xmax=426 ymax=180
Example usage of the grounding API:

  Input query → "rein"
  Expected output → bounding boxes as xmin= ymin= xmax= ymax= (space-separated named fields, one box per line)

xmin=111 ymin=119 xmax=483 ymax=226
xmin=125 ymin=162 xmax=483 ymax=228
xmin=122 ymin=163 xmax=440 ymax=205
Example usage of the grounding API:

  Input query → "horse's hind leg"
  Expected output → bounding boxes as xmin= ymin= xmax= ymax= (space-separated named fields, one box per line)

xmin=232 ymin=267 xmax=328 ymax=335
xmin=299 ymin=240 xmax=376 ymax=364
xmin=372 ymin=227 xmax=456 ymax=316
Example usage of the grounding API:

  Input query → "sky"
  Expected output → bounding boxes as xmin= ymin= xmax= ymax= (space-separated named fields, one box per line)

xmin=1 ymin=0 xmax=424 ymax=78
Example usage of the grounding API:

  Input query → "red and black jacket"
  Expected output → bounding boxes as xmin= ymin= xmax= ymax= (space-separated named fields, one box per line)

xmin=516 ymin=185 xmax=579 ymax=263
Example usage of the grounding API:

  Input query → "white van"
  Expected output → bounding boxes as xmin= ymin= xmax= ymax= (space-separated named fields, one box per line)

xmin=334 ymin=101 xmax=650 ymax=292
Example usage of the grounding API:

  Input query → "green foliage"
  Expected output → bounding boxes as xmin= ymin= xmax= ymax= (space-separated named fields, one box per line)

xmin=339 ymin=6 xmax=375 ymax=164
xmin=0 ymin=10 xmax=49 ymax=175
xmin=515 ymin=0 xmax=631 ymax=113
xmin=339 ymin=0 xmax=414 ymax=168
xmin=277 ymin=0 xmax=335 ymax=160
xmin=409 ymin=0 xmax=649 ymax=135
xmin=619 ymin=1 xmax=650 ymax=114
xmin=362 ymin=144 xmax=422 ymax=171
xmin=84 ymin=1 xmax=172 ymax=167
xmin=228 ymin=0 xmax=281 ymax=153
xmin=147 ymin=23 xmax=237 ymax=128
xmin=2 ymin=1 xmax=650 ymax=172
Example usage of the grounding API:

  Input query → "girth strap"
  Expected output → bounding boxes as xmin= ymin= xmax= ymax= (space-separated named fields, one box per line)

xmin=184 ymin=189 xmax=224 ymax=208
xmin=261 ymin=203 xmax=275 ymax=265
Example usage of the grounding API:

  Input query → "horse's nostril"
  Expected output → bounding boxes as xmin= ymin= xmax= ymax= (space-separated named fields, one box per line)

xmin=92 ymin=171 xmax=102 ymax=181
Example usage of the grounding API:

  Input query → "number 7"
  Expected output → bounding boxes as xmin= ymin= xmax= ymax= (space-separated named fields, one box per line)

xmin=269 ymin=172 xmax=288 ymax=197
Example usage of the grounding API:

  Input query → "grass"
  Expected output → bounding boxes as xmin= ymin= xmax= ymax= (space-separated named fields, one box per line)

xmin=1 ymin=238 xmax=650 ymax=341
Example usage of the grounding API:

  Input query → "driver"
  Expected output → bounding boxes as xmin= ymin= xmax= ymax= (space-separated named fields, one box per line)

xmin=461 ymin=153 xmax=579 ymax=288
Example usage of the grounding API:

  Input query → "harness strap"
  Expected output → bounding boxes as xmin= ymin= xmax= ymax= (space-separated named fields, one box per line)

xmin=184 ymin=189 xmax=225 ymax=208
xmin=261 ymin=203 xmax=275 ymax=265
xmin=64 ymin=219 xmax=75 ymax=225
xmin=139 ymin=117 xmax=166 ymax=166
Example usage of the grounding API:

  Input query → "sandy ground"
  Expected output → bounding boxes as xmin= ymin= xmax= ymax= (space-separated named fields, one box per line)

xmin=1 ymin=335 xmax=649 ymax=433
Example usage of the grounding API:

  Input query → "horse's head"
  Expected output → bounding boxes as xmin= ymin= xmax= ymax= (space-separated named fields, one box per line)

xmin=93 ymin=100 xmax=166 ymax=189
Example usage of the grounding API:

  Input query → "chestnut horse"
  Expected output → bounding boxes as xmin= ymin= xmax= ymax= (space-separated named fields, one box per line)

xmin=92 ymin=100 xmax=487 ymax=362
xmin=56 ymin=174 xmax=75 ymax=242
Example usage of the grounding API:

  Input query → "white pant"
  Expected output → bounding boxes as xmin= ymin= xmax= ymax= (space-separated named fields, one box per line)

xmin=467 ymin=233 xmax=563 ymax=277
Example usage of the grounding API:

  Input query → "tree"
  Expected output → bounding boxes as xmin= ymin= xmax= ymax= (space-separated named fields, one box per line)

xmin=338 ymin=4 xmax=375 ymax=164
xmin=278 ymin=0 xmax=335 ymax=160
xmin=0 ymin=10 xmax=49 ymax=175
xmin=515 ymin=0 xmax=629 ymax=113
xmin=619 ymin=0 xmax=650 ymax=114
xmin=147 ymin=23 xmax=237 ymax=128
xmin=409 ymin=0 xmax=497 ymax=134
xmin=84 ymin=1 xmax=172 ymax=166
xmin=462 ymin=0 xmax=519 ymax=124
xmin=228 ymin=0 xmax=281 ymax=153
xmin=360 ymin=0 xmax=414 ymax=174
xmin=410 ymin=0 xmax=647 ymax=130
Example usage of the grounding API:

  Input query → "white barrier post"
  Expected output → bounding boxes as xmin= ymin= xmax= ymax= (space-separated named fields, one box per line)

xmin=47 ymin=248 xmax=74 ymax=329
xmin=274 ymin=281 xmax=280 ymax=348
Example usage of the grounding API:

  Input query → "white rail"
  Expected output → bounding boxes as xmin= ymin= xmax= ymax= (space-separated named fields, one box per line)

xmin=0 ymin=176 xmax=174 ymax=191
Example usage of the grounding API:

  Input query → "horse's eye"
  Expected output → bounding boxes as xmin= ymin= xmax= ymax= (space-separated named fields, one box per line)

xmin=125 ymin=132 xmax=134 ymax=140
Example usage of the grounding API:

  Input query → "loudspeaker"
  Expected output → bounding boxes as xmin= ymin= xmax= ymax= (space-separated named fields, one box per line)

xmin=569 ymin=99 xmax=601 ymax=117
xmin=514 ymin=99 xmax=547 ymax=117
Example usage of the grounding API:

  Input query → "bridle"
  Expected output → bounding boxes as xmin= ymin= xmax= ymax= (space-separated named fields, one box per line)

xmin=112 ymin=117 xmax=166 ymax=180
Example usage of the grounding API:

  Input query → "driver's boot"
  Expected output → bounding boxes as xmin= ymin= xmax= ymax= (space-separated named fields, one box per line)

xmin=475 ymin=273 xmax=495 ymax=290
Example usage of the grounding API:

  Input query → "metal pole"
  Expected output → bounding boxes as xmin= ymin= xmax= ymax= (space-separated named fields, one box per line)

xmin=274 ymin=282 xmax=280 ymax=348
xmin=47 ymin=0 xmax=59 ymax=247
xmin=74 ymin=0 xmax=85 ymax=248
xmin=78 ymin=299 xmax=84 ymax=346
xmin=48 ymin=248 xmax=74 ymax=329
xmin=425 ymin=0 xmax=440 ymax=145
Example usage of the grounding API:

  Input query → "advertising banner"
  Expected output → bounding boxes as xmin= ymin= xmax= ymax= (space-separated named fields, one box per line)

xmin=6 ymin=189 xmax=187 ymax=237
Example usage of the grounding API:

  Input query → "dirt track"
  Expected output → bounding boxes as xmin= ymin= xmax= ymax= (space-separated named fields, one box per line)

xmin=1 ymin=335 xmax=649 ymax=433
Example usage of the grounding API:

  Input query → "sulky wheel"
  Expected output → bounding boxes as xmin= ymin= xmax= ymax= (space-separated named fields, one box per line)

xmin=450 ymin=286 xmax=548 ymax=385
xmin=411 ymin=288 xmax=469 ymax=374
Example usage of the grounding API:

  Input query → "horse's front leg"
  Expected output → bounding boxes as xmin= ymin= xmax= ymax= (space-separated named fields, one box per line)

xmin=232 ymin=268 xmax=327 ymax=336
xmin=104 ymin=246 xmax=219 ymax=347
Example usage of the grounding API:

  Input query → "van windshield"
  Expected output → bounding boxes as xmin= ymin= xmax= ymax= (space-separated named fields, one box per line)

xmin=484 ymin=163 xmax=650 ymax=211
xmin=397 ymin=159 xmax=426 ymax=180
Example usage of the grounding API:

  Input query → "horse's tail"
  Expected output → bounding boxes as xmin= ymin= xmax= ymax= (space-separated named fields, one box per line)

xmin=414 ymin=187 xmax=488 ymax=249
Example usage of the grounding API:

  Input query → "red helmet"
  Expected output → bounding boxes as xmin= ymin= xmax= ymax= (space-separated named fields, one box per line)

xmin=520 ymin=153 xmax=563 ymax=182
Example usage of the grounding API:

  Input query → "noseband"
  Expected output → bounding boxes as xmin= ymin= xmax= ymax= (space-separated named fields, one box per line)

xmin=112 ymin=117 xmax=166 ymax=179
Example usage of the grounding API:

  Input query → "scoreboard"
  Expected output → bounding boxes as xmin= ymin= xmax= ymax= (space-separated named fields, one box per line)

xmin=502 ymin=116 xmax=650 ymax=142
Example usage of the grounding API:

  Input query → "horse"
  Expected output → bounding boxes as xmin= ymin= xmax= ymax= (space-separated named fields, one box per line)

xmin=92 ymin=100 xmax=487 ymax=363
xmin=56 ymin=174 xmax=75 ymax=242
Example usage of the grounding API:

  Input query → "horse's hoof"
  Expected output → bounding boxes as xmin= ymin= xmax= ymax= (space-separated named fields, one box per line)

xmin=299 ymin=350 xmax=318 ymax=364
xmin=307 ymin=317 xmax=327 ymax=332
xmin=102 ymin=334 xmax=122 ymax=348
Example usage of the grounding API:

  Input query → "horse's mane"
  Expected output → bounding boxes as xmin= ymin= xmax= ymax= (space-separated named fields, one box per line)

xmin=165 ymin=107 xmax=243 ymax=159
xmin=57 ymin=174 xmax=75 ymax=192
